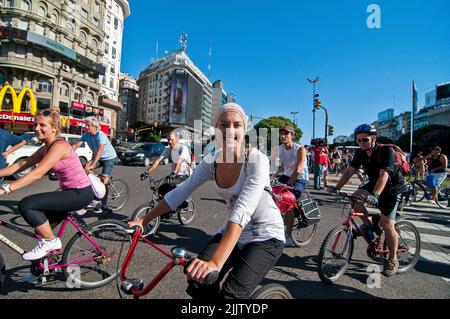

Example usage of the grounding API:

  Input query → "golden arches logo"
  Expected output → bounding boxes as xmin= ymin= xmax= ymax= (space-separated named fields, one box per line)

xmin=0 ymin=85 xmax=37 ymax=115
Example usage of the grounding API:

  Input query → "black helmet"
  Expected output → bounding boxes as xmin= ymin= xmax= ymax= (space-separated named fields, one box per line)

xmin=354 ymin=124 xmax=377 ymax=136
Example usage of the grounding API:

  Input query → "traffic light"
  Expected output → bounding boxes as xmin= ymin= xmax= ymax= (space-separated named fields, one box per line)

xmin=250 ymin=115 xmax=254 ymax=122
xmin=328 ymin=125 xmax=334 ymax=136
xmin=314 ymin=99 xmax=321 ymax=109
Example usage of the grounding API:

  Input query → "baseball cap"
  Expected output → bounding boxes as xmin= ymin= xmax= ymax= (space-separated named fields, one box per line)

xmin=280 ymin=126 xmax=295 ymax=135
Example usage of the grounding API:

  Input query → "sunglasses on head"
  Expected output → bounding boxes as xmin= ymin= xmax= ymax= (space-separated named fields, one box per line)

xmin=357 ymin=137 xmax=370 ymax=143
xmin=42 ymin=109 xmax=52 ymax=116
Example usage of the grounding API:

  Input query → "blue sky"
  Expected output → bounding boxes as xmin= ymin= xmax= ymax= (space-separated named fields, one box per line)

xmin=121 ymin=0 xmax=450 ymax=144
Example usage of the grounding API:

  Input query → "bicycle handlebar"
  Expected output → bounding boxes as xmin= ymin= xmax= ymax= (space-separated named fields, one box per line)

xmin=183 ymin=259 xmax=220 ymax=285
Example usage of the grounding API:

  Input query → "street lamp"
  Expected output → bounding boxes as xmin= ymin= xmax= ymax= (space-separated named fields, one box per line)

xmin=307 ymin=77 xmax=319 ymax=140
xmin=290 ymin=111 xmax=299 ymax=125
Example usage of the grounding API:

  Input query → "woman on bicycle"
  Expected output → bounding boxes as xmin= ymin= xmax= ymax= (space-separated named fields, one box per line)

xmin=128 ymin=103 xmax=285 ymax=299
xmin=424 ymin=146 xmax=448 ymax=202
xmin=0 ymin=109 xmax=94 ymax=261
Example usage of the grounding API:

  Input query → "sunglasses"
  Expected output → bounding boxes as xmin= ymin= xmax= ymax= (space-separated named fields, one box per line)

xmin=357 ymin=137 xmax=370 ymax=143
xmin=41 ymin=109 xmax=52 ymax=116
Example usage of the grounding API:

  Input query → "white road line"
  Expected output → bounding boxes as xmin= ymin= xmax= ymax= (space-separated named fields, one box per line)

xmin=410 ymin=220 xmax=450 ymax=233
xmin=419 ymin=249 xmax=450 ymax=266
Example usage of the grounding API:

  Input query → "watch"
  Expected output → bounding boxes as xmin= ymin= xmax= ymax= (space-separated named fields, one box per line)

xmin=1 ymin=183 xmax=12 ymax=194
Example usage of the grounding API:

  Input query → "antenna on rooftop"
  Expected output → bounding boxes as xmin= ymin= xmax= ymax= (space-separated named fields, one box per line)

xmin=208 ymin=40 xmax=212 ymax=79
xmin=179 ymin=33 xmax=188 ymax=51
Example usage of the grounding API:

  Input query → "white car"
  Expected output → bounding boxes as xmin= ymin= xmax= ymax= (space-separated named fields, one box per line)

xmin=6 ymin=132 xmax=93 ymax=180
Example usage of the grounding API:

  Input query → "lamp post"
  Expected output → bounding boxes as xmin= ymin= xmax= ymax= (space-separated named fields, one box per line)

xmin=307 ymin=77 xmax=319 ymax=140
xmin=290 ymin=111 xmax=299 ymax=126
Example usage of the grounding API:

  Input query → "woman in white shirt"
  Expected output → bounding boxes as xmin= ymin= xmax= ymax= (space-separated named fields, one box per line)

xmin=128 ymin=103 xmax=285 ymax=299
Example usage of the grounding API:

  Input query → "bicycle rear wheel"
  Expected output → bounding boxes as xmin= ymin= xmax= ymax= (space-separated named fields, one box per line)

xmin=62 ymin=219 xmax=131 ymax=289
xmin=177 ymin=197 xmax=196 ymax=225
xmin=250 ymin=283 xmax=293 ymax=299
xmin=292 ymin=222 xmax=317 ymax=247
xmin=383 ymin=219 xmax=421 ymax=274
xmin=413 ymin=182 xmax=426 ymax=202
xmin=436 ymin=186 xmax=450 ymax=211
xmin=317 ymin=225 xmax=354 ymax=284
xmin=108 ymin=179 xmax=129 ymax=211
xmin=131 ymin=201 xmax=160 ymax=237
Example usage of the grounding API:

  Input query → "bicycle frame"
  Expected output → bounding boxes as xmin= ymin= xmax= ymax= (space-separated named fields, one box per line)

xmin=119 ymin=228 xmax=189 ymax=299
xmin=0 ymin=215 xmax=109 ymax=272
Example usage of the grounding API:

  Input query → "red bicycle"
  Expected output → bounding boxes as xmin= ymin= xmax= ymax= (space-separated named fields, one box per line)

xmin=118 ymin=227 xmax=293 ymax=299
xmin=317 ymin=192 xmax=421 ymax=284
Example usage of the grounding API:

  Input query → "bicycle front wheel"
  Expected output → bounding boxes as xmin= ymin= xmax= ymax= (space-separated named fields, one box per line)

xmin=250 ymin=283 xmax=293 ymax=299
xmin=131 ymin=202 xmax=161 ymax=237
xmin=177 ymin=197 xmax=196 ymax=225
xmin=108 ymin=179 xmax=129 ymax=211
xmin=62 ymin=219 xmax=132 ymax=289
xmin=436 ymin=186 xmax=450 ymax=211
xmin=317 ymin=225 xmax=354 ymax=284
xmin=383 ymin=219 xmax=421 ymax=274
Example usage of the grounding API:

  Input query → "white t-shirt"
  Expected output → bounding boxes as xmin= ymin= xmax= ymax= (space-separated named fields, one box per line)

xmin=160 ymin=144 xmax=192 ymax=176
xmin=165 ymin=148 xmax=285 ymax=247
xmin=279 ymin=143 xmax=308 ymax=182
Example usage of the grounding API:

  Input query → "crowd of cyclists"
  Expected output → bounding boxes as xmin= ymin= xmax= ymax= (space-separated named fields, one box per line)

xmin=0 ymin=103 xmax=448 ymax=298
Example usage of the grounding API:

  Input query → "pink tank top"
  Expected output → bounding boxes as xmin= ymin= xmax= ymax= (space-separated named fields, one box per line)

xmin=44 ymin=140 xmax=92 ymax=191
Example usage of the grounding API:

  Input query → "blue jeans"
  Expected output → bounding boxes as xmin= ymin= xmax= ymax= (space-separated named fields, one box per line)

xmin=314 ymin=164 xmax=324 ymax=189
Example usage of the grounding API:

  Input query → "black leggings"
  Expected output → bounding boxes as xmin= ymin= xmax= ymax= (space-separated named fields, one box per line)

xmin=186 ymin=233 xmax=284 ymax=299
xmin=19 ymin=186 xmax=94 ymax=228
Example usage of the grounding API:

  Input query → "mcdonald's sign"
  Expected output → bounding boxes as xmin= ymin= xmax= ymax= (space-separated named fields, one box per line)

xmin=0 ymin=85 xmax=37 ymax=115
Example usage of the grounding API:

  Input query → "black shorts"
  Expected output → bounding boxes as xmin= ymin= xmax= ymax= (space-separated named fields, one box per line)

xmin=360 ymin=184 xmax=402 ymax=219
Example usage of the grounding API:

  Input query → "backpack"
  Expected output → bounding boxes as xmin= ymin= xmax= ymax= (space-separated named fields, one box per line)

xmin=377 ymin=144 xmax=410 ymax=176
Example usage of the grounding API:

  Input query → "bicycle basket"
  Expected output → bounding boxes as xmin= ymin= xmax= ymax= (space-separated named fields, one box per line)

xmin=298 ymin=198 xmax=321 ymax=225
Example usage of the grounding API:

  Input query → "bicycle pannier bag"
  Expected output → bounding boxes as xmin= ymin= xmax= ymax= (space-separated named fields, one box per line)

xmin=298 ymin=198 xmax=321 ymax=225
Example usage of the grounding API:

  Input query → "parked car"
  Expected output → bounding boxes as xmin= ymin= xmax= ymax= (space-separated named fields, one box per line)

xmin=6 ymin=132 xmax=93 ymax=180
xmin=120 ymin=142 xmax=166 ymax=167
xmin=113 ymin=141 xmax=137 ymax=163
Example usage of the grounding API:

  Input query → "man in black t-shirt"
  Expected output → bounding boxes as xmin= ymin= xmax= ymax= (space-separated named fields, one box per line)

xmin=328 ymin=124 xmax=404 ymax=277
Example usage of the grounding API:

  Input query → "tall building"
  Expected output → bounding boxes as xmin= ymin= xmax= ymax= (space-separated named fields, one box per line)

xmin=378 ymin=108 xmax=394 ymax=122
xmin=414 ymin=82 xmax=450 ymax=129
xmin=98 ymin=0 xmax=130 ymax=138
xmin=117 ymin=72 xmax=138 ymax=139
xmin=137 ymin=46 xmax=212 ymax=140
xmin=211 ymin=80 xmax=234 ymax=125
xmin=0 ymin=0 xmax=129 ymax=137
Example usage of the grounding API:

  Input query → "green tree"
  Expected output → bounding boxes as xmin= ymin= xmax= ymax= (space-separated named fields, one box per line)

xmin=253 ymin=116 xmax=303 ymax=152
xmin=396 ymin=125 xmax=450 ymax=156
xmin=143 ymin=132 xmax=161 ymax=142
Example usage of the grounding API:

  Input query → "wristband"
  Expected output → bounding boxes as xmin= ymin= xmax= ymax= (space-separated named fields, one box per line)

xmin=1 ymin=183 xmax=12 ymax=194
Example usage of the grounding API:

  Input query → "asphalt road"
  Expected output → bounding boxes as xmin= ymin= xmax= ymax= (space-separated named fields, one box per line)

xmin=0 ymin=164 xmax=449 ymax=299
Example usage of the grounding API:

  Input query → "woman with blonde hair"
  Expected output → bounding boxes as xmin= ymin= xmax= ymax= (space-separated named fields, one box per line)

xmin=128 ymin=103 xmax=285 ymax=299
xmin=0 ymin=109 xmax=94 ymax=260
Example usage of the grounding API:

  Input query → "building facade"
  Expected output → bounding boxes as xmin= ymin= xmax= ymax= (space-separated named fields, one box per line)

xmin=0 ymin=0 xmax=129 ymax=137
xmin=211 ymin=79 xmax=234 ymax=125
xmin=137 ymin=48 xmax=212 ymax=140
xmin=117 ymin=72 xmax=137 ymax=139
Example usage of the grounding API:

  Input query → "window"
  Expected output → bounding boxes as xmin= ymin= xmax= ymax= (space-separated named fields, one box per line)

xmin=74 ymin=87 xmax=83 ymax=101
xmin=66 ymin=22 xmax=74 ymax=33
xmin=104 ymin=42 xmax=109 ymax=54
xmin=68 ymin=0 xmax=76 ymax=10
xmin=93 ymin=17 xmax=99 ymax=27
xmin=107 ymin=15 xmax=111 ymax=24
xmin=94 ymin=2 xmax=100 ymax=13
xmin=110 ymin=65 xmax=115 ymax=74
xmin=16 ymin=45 xmax=26 ymax=58
xmin=81 ymin=8 xmax=88 ymax=19
xmin=5 ymin=0 xmax=14 ymax=7
xmin=50 ymin=13 xmax=58 ymax=24
xmin=86 ymin=91 xmax=95 ymax=105
xmin=91 ymin=38 xmax=98 ymax=49
xmin=38 ymin=5 xmax=46 ymax=17
xmin=79 ymin=31 xmax=87 ymax=42
xmin=109 ymin=78 xmax=114 ymax=89
xmin=0 ymin=73 xmax=4 ymax=85
xmin=38 ymin=79 xmax=53 ymax=93
xmin=60 ymin=82 xmax=69 ymax=97
xmin=21 ymin=0 xmax=30 ymax=11
xmin=111 ymin=47 xmax=116 ymax=59
xmin=114 ymin=17 xmax=118 ymax=30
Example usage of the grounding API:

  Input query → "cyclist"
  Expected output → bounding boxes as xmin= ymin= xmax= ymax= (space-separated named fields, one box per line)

xmin=424 ymin=146 xmax=448 ymax=202
xmin=129 ymin=103 xmax=285 ymax=299
xmin=0 ymin=109 xmax=94 ymax=260
xmin=144 ymin=130 xmax=193 ymax=178
xmin=328 ymin=124 xmax=404 ymax=277
xmin=0 ymin=128 xmax=26 ymax=184
xmin=72 ymin=116 xmax=118 ymax=213
xmin=276 ymin=125 xmax=308 ymax=247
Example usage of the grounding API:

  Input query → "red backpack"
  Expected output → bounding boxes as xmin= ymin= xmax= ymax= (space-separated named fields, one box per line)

xmin=377 ymin=144 xmax=410 ymax=176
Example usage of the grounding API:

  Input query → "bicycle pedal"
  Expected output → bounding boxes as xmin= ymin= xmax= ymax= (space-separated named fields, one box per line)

xmin=121 ymin=279 xmax=144 ymax=293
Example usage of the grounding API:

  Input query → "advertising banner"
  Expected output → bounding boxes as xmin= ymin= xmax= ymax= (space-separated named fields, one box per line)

xmin=71 ymin=101 xmax=86 ymax=110
xmin=169 ymin=70 xmax=188 ymax=125
xmin=0 ymin=111 xmax=34 ymax=125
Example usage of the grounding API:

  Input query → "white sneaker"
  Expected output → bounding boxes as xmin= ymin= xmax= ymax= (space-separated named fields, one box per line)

xmin=284 ymin=235 xmax=296 ymax=247
xmin=22 ymin=238 xmax=62 ymax=261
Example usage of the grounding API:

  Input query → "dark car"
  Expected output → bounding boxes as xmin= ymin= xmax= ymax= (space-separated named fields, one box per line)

xmin=114 ymin=141 xmax=137 ymax=162
xmin=120 ymin=142 xmax=166 ymax=167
